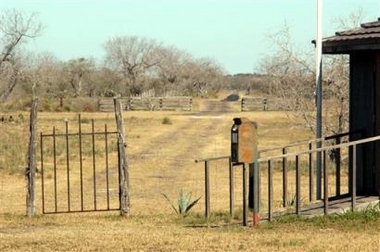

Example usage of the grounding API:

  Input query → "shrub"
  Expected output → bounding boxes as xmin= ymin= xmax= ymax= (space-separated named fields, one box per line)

xmin=162 ymin=117 xmax=172 ymax=125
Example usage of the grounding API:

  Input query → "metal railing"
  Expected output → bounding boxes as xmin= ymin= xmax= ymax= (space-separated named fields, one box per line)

xmin=258 ymin=134 xmax=379 ymax=220
xmin=195 ymin=130 xmax=374 ymax=224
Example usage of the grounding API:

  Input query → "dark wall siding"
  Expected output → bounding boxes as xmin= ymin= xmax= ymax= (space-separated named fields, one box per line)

xmin=349 ymin=51 xmax=376 ymax=194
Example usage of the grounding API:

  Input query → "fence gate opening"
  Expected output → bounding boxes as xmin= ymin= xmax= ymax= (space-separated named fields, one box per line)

xmin=40 ymin=115 xmax=121 ymax=214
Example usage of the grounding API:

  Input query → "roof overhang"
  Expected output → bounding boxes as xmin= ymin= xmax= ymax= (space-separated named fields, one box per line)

xmin=318 ymin=19 xmax=380 ymax=54
xmin=323 ymin=37 xmax=380 ymax=54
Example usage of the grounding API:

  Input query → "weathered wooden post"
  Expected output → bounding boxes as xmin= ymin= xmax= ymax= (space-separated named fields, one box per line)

xmin=114 ymin=97 xmax=130 ymax=216
xmin=26 ymin=98 xmax=38 ymax=217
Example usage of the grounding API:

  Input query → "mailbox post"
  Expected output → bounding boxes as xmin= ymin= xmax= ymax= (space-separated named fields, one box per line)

xmin=231 ymin=117 xmax=259 ymax=226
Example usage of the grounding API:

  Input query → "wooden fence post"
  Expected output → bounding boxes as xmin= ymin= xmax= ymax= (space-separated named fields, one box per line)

xmin=114 ymin=97 xmax=130 ymax=216
xmin=26 ymin=98 xmax=38 ymax=217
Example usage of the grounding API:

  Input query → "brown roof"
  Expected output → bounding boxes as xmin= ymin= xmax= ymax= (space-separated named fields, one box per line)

xmin=322 ymin=19 xmax=380 ymax=54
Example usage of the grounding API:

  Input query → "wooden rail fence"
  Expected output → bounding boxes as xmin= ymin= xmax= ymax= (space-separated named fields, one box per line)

xmin=241 ymin=97 xmax=268 ymax=111
xmin=99 ymin=97 xmax=192 ymax=112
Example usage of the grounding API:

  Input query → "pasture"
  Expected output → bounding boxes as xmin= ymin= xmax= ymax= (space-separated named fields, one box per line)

xmin=0 ymin=98 xmax=379 ymax=251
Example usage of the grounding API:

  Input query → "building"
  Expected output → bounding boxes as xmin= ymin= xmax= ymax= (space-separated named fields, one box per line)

xmin=322 ymin=19 xmax=380 ymax=195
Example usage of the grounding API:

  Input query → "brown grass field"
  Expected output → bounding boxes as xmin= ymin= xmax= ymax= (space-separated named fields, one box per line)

xmin=0 ymin=95 xmax=380 ymax=251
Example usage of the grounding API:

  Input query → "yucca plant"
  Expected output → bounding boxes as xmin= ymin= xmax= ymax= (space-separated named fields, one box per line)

xmin=162 ymin=189 xmax=201 ymax=217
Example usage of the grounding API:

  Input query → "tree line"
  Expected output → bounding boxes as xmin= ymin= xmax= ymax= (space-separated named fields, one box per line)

xmin=0 ymin=10 xmax=228 ymax=102
xmin=1 ymin=9 xmax=356 ymax=137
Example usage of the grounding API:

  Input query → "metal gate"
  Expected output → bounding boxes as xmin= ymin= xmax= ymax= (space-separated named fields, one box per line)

xmin=40 ymin=115 xmax=120 ymax=214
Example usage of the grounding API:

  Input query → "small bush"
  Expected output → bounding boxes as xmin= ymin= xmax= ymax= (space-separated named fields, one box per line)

xmin=162 ymin=117 xmax=172 ymax=125
xmin=80 ymin=117 xmax=91 ymax=124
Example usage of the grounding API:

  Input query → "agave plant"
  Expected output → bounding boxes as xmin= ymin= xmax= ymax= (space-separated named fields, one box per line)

xmin=162 ymin=189 xmax=201 ymax=216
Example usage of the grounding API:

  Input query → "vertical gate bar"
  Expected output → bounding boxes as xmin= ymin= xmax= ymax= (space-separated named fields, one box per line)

xmin=53 ymin=127 xmax=58 ymax=213
xmin=41 ymin=133 xmax=45 ymax=214
xmin=352 ymin=145 xmax=357 ymax=211
xmin=243 ymin=163 xmax=247 ymax=226
xmin=268 ymin=160 xmax=273 ymax=222
xmin=295 ymin=155 xmax=301 ymax=215
xmin=65 ymin=120 xmax=71 ymax=212
xmin=323 ymin=150 xmax=328 ymax=215
xmin=309 ymin=142 xmax=314 ymax=202
xmin=78 ymin=114 xmax=84 ymax=211
xmin=229 ymin=157 xmax=234 ymax=217
xmin=92 ymin=119 xmax=97 ymax=210
xmin=205 ymin=161 xmax=210 ymax=219
xmin=282 ymin=147 xmax=287 ymax=208
xmin=105 ymin=124 xmax=110 ymax=210
xmin=335 ymin=138 xmax=341 ymax=197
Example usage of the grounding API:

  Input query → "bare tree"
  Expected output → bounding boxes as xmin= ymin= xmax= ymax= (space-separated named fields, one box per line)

xmin=0 ymin=9 xmax=42 ymax=102
xmin=261 ymin=21 xmax=350 ymax=137
xmin=20 ymin=52 xmax=64 ymax=98
xmin=103 ymin=36 xmax=161 ymax=95
xmin=155 ymin=47 xmax=187 ymax=88
xmin=181 ymin=57 xmax=225 ymax=97
xmin=64 ymin=57 xmax=95 ymax=97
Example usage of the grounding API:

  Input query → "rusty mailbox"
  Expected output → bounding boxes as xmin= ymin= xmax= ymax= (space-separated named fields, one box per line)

xmin=231 ymin=117 xmax=258 ymax=163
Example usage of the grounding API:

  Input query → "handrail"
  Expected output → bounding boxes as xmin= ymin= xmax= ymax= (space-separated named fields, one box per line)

xmin=258 ymin=134 xmax=380 ymax=162
xmin=259 ymin=138 xmax=323 ymax=154
xmin=259 ymin=130 xmax=362 ymax=155
xmin=195 ymin=155 xmax=230 ymax=163
xmin=324 ymin=129 xmax=365 ymax=141
xmin=195 ymin=131 xmax=359 ymax=163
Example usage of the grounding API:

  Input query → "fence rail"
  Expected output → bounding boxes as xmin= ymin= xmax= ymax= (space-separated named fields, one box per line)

xmin=99 ymin=97 xmax=192 ymax=112
xmin=241 ymin=97 xmax=267 ymax=111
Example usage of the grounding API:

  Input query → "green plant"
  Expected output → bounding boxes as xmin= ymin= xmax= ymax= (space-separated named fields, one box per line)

xmin=335 ymin=202 xmax=380 ymax=222
xmin=162 ymin=189 xmax=201 ymax=217
xmin=80 ymin=117 xmax=91 ymax=124
xmin=162 ymin=117 xmax=172 ymax=125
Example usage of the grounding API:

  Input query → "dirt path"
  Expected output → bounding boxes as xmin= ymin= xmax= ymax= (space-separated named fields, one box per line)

xmin=199 ymin=100 xmax=235 ymax=113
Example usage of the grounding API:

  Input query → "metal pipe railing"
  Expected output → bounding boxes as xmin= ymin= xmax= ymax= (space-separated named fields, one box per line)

xmin=195 ymin=130 xmax=373 ymax=224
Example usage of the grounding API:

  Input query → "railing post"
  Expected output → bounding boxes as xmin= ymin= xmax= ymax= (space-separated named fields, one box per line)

xmin=282 ymin=147 xmax=288 ymax=208
xmin=352 ymin=145 xmax=357 ymax=211
xmin=309 ymin=142 xmax=314 ymax=202
xmin=205 ymin=161 xmax=210 ymax=219
xmin=229 ymin=157 xmax=234 ymax=217
xmin=268 ymin=160 xmax=273 ymax=221
xmin=251 ymin=161 xmax=260 ymax=227
xmin=295 ymin=155 xmax=301 ymax=215
xmin=243 ymin=163 xmax=247 ymax=226
xmin=335 ymin=137 xmax=341 ymax=197
xmin=323 ymin=150 xmax=328 ymax=215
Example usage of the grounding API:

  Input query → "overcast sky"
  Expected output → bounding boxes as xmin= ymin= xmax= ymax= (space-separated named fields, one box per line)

xmin=2 ymin=0 xmax=379 ymax=74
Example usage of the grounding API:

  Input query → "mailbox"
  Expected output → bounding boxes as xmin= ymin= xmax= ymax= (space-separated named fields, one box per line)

xmin=231 ymin=117 xmax=258 ymax=163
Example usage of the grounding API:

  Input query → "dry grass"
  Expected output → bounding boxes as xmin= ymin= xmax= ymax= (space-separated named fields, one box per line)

xmin=0 ymin=105 xmax=379 ymax=251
